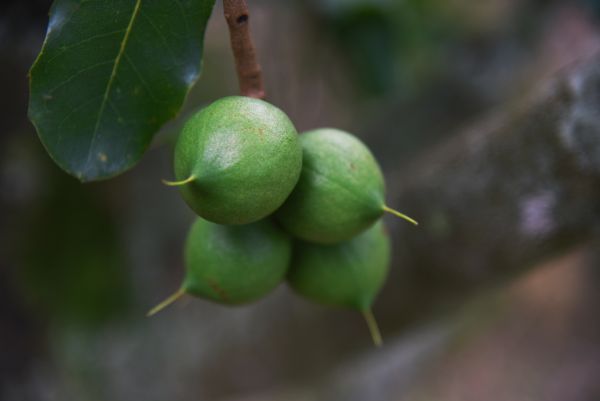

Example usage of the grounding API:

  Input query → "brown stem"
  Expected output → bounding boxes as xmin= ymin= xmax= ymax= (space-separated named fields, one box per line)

xmin=223 ymin=0 xmax=265 ymax=99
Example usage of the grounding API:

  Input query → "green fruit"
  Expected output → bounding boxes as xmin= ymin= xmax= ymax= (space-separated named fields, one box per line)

xmin=288 ymin=221 xmax=390 ymax=311
xmin=276 ymin=128 xmax=416 ymax=244
xmin=287 ymin=221 xmax=391 ymax=345
xmin=148 ymin=217 xmax=291 ymax=314
xmin=168 ymin=96 xmax=302 ymax=225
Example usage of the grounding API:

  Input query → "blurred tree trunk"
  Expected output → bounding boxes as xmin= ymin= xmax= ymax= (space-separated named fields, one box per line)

xmin=380 ymin=54 xmax=600 ymax=327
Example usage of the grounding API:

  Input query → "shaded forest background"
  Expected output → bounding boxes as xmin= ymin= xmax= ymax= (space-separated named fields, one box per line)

xmin=1 ymin=0 xmax=599 ymax=400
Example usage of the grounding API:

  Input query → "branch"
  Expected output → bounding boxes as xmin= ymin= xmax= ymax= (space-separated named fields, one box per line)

xmin=380 ymin=54 xmax=600 ymax=319
xmin=223 ymin=0 xmax=265 ymax=99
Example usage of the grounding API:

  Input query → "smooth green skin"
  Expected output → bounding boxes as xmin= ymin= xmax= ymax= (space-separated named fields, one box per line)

xmin=183 ymin=217 xmax=292 ymax=305
xmin=287 ymin=221 xmax=390 ymax=311
xmin=276 ymin=128 xmax=385 ymax=244
xmin=175 ymin=96 xmax=302 ymax=225
xmin=29 ymin=0 xmax=215 ymax=181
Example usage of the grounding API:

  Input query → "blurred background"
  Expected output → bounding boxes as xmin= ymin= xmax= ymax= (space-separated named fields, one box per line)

xmin=1 ymin=0 xmax=600 ymax=400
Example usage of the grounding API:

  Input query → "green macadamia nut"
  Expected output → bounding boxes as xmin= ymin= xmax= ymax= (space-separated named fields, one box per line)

xmin=287 ymin=220 xmax=391 ymax=345
xmin=173 ymin=96 xmax=302 ymax=225
xmin=183 ymin=217 xmax=292 ymax=305
xmin=277 ymin=128 xmax=415 ymax=244
xmin=148 ymin=217 xmax=292 ymax=315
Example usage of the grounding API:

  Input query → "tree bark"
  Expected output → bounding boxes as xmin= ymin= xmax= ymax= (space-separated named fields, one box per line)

xmin=380 ymin=54 xmax=600 ymax=321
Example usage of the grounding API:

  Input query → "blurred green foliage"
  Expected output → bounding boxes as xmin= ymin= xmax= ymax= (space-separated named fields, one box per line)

xmin=310 ymin=0 xmax=463 ymax=95
xmin=308 ymin=0 xmax=548 ymax=97
xmin=17 ymin=169 xmax=130 ymax=328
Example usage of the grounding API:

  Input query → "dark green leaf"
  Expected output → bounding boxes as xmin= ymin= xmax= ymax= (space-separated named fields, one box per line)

xmin=28 ymin=0 xmax=215 ymax=181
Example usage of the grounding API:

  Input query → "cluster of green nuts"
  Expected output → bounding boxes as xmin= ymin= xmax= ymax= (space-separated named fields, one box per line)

xmin=148 ymin=96 xmax=416 ymax=346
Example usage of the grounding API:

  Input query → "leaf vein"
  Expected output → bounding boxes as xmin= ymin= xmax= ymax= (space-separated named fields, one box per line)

xmin=44 ymin=29 xmax=126 ymax=66
xmin=139 ymin=9 xmax=178 ymax=64
xmin=55 ymin=94 xmax=104 ymax=147
xmin=124 ymin=53 xmax=159 ymax=102
xmin=84 ymin=0 xmax=142 ymax=174
xmin=48 ymin=59 xmax=114 ymax=94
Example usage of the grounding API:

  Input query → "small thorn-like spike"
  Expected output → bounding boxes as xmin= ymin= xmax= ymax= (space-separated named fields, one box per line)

xmin=362 ymin=309 xmax=383 ymax=347
xmin=147 ymin=288 xmax=186 ymax=317
xmin=161 ymin=175 xmax=196 ymax=187
xmin=383 ymin=205 xmax=418 ymax=226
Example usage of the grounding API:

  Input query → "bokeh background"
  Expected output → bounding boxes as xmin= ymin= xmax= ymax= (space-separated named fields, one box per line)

xmin=2 ymin=0 xmax=600 ymax=400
